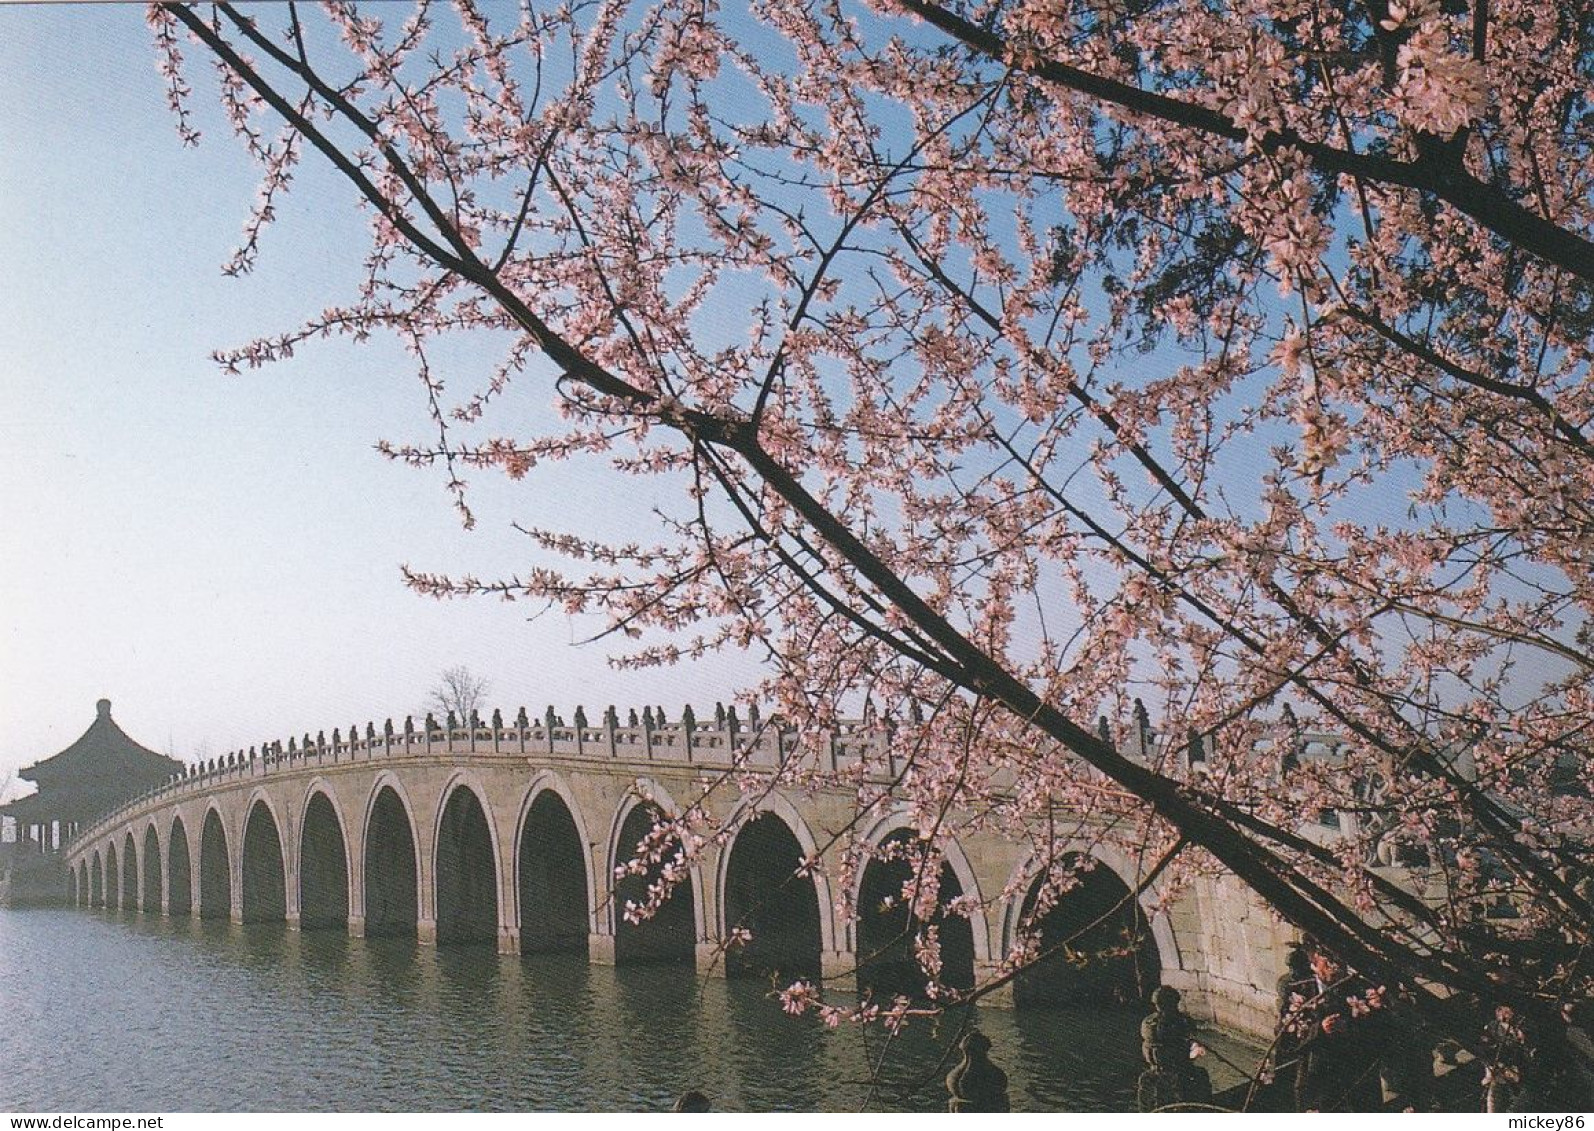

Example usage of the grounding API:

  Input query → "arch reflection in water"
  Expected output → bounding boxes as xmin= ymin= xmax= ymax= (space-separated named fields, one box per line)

xmin=0 ymin=908 xmax=1223 ymax=1110
xmin=199 ymin=809 xmax=231 ymax=920
xmin=168 ymin=817 xmax=192 ymax=917
xmin=1012 ymin=1005 xmax=1144 ymax=1111
xmin=722 ymin=813 xmax=821 ymax=982
xmin=436 ymin=785 xmax=497 ymax=945
xmin=1012 ymin=854 xmax=1158 ymax=1009
xmin=612 ymin=803 xmax=695 ymax=966
xmin=364 ymin=786 xmax=418 ymax=938
xmin=299 ymin=791 xmax=349 ymax=930
xmin=90 ymin=850 xmax=103 ymax=908
xmin=517 ymin=791 xmax=588 ymax=955
xmin=855 ymin=831 xmax=975 ymax=997
xmin=242 ymin=800 xmax=287 ymax=923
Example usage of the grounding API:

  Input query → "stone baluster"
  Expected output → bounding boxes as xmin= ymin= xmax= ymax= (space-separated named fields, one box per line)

xmin=1279 ymin=704 xmax=1301 ymax=777
xmin=681 ymin=704 xmax=697 ymax=761
xmin=1133 ymin=697 xmax=1152 ymax=759
xmin=603 ymin=705 xmax=619 ymax=758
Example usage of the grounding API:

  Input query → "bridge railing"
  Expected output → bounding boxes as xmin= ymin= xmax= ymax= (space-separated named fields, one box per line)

xmin=65 ymin=703 xmax=1319 ymax=858
xmin=67 ymin=705 xmax=938 ymax=854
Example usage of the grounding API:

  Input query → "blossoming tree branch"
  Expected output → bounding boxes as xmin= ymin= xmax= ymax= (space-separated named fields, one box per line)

xmin=151 ymin=0 xmax=1593 ymax=1039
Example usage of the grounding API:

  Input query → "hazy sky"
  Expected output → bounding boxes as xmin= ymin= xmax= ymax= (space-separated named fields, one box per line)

xmin=0 ymin=5 xmax=760 ymax=797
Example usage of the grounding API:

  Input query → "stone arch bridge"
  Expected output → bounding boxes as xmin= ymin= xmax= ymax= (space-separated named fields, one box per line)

xmin=61 ymin=708 xmax=1292 ymax=1034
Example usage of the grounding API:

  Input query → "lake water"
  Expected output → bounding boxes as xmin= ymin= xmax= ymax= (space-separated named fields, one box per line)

xmin=0 ymin=907 xmax=1261 ymax=1112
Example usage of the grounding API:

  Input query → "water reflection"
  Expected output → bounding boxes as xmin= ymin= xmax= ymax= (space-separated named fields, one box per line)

xmin=0 ymin=909 xmax=1260 ymax=1111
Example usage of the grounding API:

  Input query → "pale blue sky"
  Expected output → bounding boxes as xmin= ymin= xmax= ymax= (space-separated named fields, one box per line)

xmin=0 ymin=5 xmax=759 ymax=796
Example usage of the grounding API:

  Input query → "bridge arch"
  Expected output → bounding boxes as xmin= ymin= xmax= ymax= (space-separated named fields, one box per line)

xmin=198 ymin=805 xmax=232 ymax=920
xmin=362 ymin=775 xmax=420 ymax=938
xmin=514 ymin=773 xmax=593 ymax=955
xmin=90 ymin=850 xmax=103 ymax=908
xmin=607 ymin=782 xmax=703 ymax=965
xmin=241 ymin=793 xmax=288 ymax=923
xmin=141 ymin=824 xmax=162 ymax=913
xmin=298 ymin=781 xmax=351 ymax=931
xmin=121 ymin=831 xmax=138 ymax=911
xmin=168 ymin=815 xmax=193 ymax=917
xmin=854 ymin=811 xmax=991 ymax=959
xmin=998 ymin=845 xmax=1177 ymax=1008
xmin=852 ymin=811 xmax=987 ymax=995
xmin=104 ymin=841 xmax=120 ymax=911
xmin=433 ymin=773 xmax=502 ymax=946
xmin=716 ymin=795 xmax=827 ymax=982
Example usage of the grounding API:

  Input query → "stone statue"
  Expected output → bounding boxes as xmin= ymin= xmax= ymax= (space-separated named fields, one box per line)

xmin=946 ymin=1028 xmax=1009 ymax=1112
xmin=1138 ymin=986 xmax=1212 ymax=1111
xmin=672 ymin=1090 xmax=711 ymax=1112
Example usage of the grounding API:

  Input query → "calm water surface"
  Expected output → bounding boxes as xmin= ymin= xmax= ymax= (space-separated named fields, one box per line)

xmin=0 ymin=908 xmax=1259 ymax=1111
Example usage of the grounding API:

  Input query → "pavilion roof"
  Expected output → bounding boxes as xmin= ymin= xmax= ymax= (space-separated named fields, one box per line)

xmin=0 ymin=790 xmax=53 ymax=823
xmin=0 ymin=700 xmax=181 ymax=824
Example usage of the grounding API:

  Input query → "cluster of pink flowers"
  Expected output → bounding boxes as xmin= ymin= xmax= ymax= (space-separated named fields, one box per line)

xmin=153 ymin=0 xmax=1594 ymax=1016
